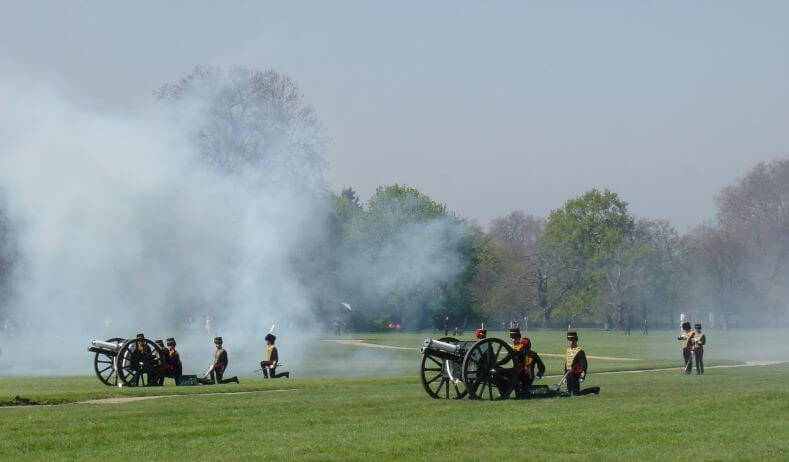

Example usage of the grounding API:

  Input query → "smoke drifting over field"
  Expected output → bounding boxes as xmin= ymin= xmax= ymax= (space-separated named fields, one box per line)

xmin=0 ymin=72 xmax=331 ymax=374
xmin=0 ymin=68 xmax=473 ymax=377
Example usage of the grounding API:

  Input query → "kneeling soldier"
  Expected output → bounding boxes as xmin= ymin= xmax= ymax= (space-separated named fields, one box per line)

xmin=516 ymin=337 xmax=546 ymax=397
xmin=200 ymin=337 xmax=239 ymax=384
xmin=564 ymin=331 xmax=600 ymax=396
xmin=261 ymin=333 xmax=289 ymax=378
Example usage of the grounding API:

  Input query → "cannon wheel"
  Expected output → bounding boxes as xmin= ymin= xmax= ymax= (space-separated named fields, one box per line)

xmin=116 ymin=338 xmax=165 ymax=387
xmin=462 ymin=338 xmax=517 ymax=400
xmin=419 ymin=337 xmax=468 ymax=399
xmin=93 ymin=337 xmax=124 ymax=386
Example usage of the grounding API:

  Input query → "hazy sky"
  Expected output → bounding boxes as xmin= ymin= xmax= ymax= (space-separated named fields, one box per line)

xmin=1 ymin=1 xmax=788 ymax=230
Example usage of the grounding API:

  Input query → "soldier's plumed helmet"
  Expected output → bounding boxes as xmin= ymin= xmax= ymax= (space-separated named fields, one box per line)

xmin=682 ymin=321 xmax=691 ymax=330
xmin=509 ymin=328 xmax=521 ymax=339
xmin=166 ymin=338 xmax=176 ymax=347
xmin=694 ymin=323 xmax=702 ymax=329
xmin=519 ymin=337 xmax=531 ymax=349
xmin=214 ymin=336 xmax=223 ymax=345
xmin=265 ymin=333 xmax=276 ymax=343
xmin=136 ymin=333 xmax=145 ymax=339
xmin=154 ymin=339 xmax=164 ymax=347
xmin=566 ymin=331 xmax=578 ymax=341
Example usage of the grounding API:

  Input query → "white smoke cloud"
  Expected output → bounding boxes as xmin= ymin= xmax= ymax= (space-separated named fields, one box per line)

xmin=0 ymin=73 xmax=325 ymax=374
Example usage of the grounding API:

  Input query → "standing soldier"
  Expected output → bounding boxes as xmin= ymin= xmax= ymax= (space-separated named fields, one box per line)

xmin=131 ymin=333 xmax=154 ymax=386
xmin=165 ymin=337 xmax=183 ymax=385
xmin=692 ymin=323 xmax=706 ymax=375
xmin=154 ymin=339 xmax=167 ymax=386
xmin=200 ymin=337 xmax=239 ymax=384
xmin=678 ymin=322 xmax=695 ymax=374
xmin=563 ymin=331 xmax=600 ymax=396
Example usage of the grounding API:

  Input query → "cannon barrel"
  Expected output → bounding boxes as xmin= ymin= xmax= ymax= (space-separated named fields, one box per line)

xmin=421 ymin=338 xmax=462 ymax=355
xmin=88 ymin=339 xmax=123 ymax=353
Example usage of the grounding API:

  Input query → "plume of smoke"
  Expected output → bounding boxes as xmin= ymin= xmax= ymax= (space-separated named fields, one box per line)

xmin=0 ymin=70 xmax=328 ymax=374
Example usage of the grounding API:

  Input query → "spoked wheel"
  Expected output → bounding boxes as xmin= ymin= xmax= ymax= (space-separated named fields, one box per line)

xmin=462 ymin=338 xmax=517 ymax=400
xmin=419 ymin=337 xmax=468 ymax=399
xmin=93 ymin=337 xmax=124 ymax=386
xmin=116 ymin=338 xmax=165 ymax=387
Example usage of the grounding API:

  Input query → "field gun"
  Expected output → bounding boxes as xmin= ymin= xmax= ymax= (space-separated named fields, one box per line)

xmin=88 ymin=336 xmax=165 ymax=387
xmin=419 ymin=336 xmax=519 ymax=400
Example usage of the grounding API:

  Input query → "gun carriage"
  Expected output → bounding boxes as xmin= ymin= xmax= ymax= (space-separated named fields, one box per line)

xmin=88 ymin=337 xmax=166 ymax=386
xmin=420 ymin=337 xmax=520 ymax=400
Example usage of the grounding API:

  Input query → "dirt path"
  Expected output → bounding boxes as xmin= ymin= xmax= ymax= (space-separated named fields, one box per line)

xmin=0 ymin=389 xmax=298 ymax=409
xmin=323 ymin=339 xmax=417 ymax=351
xmin=323 ymin=339 xmax=641 ymax=360
xmin=81 ymin=388 xmax=297 ymax=405
xmin=539 ymin=360 xmax=785 ymax=379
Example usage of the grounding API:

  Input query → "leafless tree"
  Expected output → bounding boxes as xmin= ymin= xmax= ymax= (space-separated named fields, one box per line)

xmin=715 ymin=158 xmax=789 ymax=323
xmin=156 ymin=65 xmax=327 ymax=191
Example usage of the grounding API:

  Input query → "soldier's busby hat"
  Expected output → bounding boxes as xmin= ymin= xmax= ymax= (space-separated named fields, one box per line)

xmin=136 ymin=333 xmax=145 ymax=339
xmin=566 ymin=331 xmax=578 ymax=341
xmin=154 ymin=339 xmax=164 ymax=347
xmin=509 ymin=327 xmax=521 ymax=339
xmin=519 ymin=337 xmax=531 ymax=349
xmin=265 ymin=333 xmax=276 ymax=343
xmin=474 ymin=327 xmax=487 ymax=340
xmin=166 ymin=337 xmax=176 ymax=347
xmin=682 ymin=321 xmax=691 ymax=330
xmin=214 ymin=336 xmax=223 ymax=345
xmin=694 ymin=323 xmax=702 ymax=329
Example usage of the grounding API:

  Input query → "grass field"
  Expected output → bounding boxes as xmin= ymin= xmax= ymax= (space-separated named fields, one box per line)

xmin=1 ymin=329 xmax=787 ymax=461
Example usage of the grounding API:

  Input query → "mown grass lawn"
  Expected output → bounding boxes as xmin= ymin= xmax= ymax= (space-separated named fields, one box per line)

xmin=0 ymin=365 xmax=787 ymax=461
xmin=0 ymin=329 xmax=786 ymax=461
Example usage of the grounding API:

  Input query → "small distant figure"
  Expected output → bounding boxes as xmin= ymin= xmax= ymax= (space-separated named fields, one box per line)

xmin=204 ymin=315 xmax=213 ymax=335
xmin=261 ymin=333 xmax=289 ymax=379
xmin=444 ymin=316 xmax=449 ymax=336
xmin=563 ymin=331 xmax=600 ymax=396
xmin=474 ymin=325 xmax=487 ymax=340
xmin=678 ymin=322 xmax=695 ymax=375
xmin=334 ymin=317 xmax=342 ymax=336
xmin=200 ymin=336 xmax=239 ymax=384
xmin=643 ymin=318 xmax=648 ymax=335
xmin=453 ymin=326 xmax=459 ymax=336
xmin=692 ymin=323 xmax=706 ymax=375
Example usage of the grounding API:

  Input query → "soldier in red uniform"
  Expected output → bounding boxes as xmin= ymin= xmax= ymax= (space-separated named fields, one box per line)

xmin=508 ymin=326 xmax=546 ymax=397
xmin=164 ymin=337 xmax=182 ymax=385
xmin=563 ymin=331 xmax=600 ymax=396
